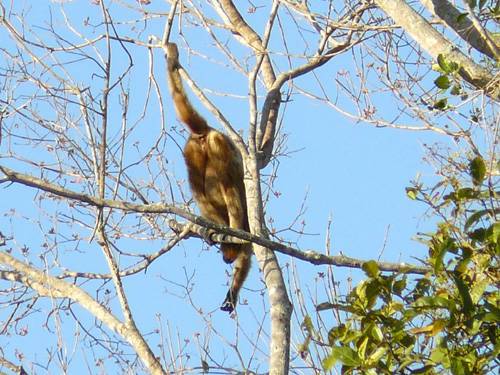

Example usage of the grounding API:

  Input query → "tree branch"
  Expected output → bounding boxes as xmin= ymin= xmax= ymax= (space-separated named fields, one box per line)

xmin=0 ymin=356 xmax=27 ymax=375
xmin=168 ymin=220 xmax=430 ymax=275
xmin=0 ymin=252 xmax=165 ymax=375
xmin=0 ymin=165 xmax=429 ymax=275
xmin=375 ymin=0 xmax=499 ymax=100
xmin=421 ymin=0 xmax=500 ymax=60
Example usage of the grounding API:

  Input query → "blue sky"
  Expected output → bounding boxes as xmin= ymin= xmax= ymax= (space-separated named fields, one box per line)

xmin=0 ymin=1 xmax=455 ymax=373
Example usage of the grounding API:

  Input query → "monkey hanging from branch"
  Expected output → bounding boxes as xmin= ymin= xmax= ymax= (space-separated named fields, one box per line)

xmin=164 ymin=43 xmax=252 ymax=313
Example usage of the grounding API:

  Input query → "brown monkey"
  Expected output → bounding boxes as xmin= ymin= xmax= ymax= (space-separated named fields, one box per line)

xmin=165 ymin=43 xmax=251 ymax=313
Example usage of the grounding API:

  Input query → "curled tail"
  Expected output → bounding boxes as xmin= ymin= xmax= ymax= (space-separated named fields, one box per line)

xmin=220 ymin=243 xmax=252 ymax=313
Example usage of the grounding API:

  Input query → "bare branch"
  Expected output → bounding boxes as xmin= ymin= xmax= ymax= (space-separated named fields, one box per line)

xmin=168 ymin=220 xmax=430 ymax=275
xmin=0 ymin=165 xmax=429 ymax=275
xmin=0 ymin=355 xmax=27 ymax=375
xmin=0 ymin=252 xmax=165 ymax=374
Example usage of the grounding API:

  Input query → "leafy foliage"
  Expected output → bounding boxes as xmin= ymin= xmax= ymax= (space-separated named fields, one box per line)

xmin=432 ymin=54 xmax=464 ymax=109
xmin=321 ymin=155 xmax=499 ymax=374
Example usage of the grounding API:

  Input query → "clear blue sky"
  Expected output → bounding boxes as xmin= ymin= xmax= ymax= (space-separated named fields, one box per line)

xmin=0 ymin=1 xmax=448 ymax=373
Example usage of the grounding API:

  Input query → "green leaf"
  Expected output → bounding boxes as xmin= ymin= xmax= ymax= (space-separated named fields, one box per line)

xmin=322 ymin=350 xmax=337 ymax=371
xmin=435 ymin=75 xmax=451 ymax=89
xmin=369 ymin=324 xmax=384 ymax=343
xmin=301 ymin=315 xmax=314 ymax=334
xmin=357 ymin=336 xmax=369 ymax=359
xmin=456 ymin=188 xmax=477 ymax=200
xmin=451 ymin=357 xmax=467 ymax=375
xmin=468 ymin=228 xmax=487 ymax=241
xmin=414 ymin=296 xmax=451 ymax=309
xmin=453 ymin=273 xmax=473 ymax=317
xmin=323 ymin=346 xmax=361 ymax=368
xmin=433 ymin=98 xmax=448 ymax=110
xmin=465 ymin=208 xmax=500 ymax=232
xmin=328 ymin=324 xmax=347 ymax=345
xmin=393 ymin=278 xmax=407 ymax=295
xmin=450 ymin=85 xmax=461 ymax=95
xmin=456 ymin=12 xmax=468 ymax=23
xmin=470 ymin=274 xmax=489 ymax=304
xmin=362 ymin=260 xmax=380 ymax=278
xmin=399 ymin=333 xmax=415 ymax=347
xmin=437 ymin=54 xmax=450 ymax=72
xmin=406 ymin=187 xmax=417 ymax=200
xmin=469 ymin=156 xmax=486 ymax=186
xmin=448 ymin=61 xmax=459 ymax=72
xmin=367 ymin=346 xmax=387 ymax=365
xmin=430 ymin=233 xmax=454 ymax=273
xmin=431 ymin=347 xmax=450 ymax=367
xmin=486 ymin=222 xmax=500 ymax=244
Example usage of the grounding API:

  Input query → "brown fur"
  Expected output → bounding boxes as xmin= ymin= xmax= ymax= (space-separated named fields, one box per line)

xmin=166 ymin=43 xmax=252 ymax=313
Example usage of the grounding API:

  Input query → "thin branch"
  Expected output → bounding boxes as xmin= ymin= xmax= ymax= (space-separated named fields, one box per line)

xmin=59 ymin=227 xmax=189 ymax=280
xmin=168 ymin=220 xmax=430 ymax=275
xmin=161 ymin=0 xmax=179 ymax=45
xmin=0 ymin=165 xmax=429 ymax=275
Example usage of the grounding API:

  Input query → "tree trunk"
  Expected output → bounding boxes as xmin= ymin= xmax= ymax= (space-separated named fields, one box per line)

xmin=244 ymin=155 xmax=292 ymax=374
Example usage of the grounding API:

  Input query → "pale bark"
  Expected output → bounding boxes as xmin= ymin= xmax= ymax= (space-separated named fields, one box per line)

xmin=0 ymin=252 xmax=165 ymax=375
xmin=375 ymin=0 xmax=499 ymax=100
xmin=420 ymin=0 xmax=500 ymax=60
xmin=215 ymin=0 xmax=281 ymax=168
xmin=244 ymin=156 xmax=292 ymax=375
xmin=211 ymin=2 xmax=293 ymax=373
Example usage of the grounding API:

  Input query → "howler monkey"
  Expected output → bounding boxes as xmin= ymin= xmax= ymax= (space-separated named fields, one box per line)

xmin=165 ymin=43 xmax=251 ymax=313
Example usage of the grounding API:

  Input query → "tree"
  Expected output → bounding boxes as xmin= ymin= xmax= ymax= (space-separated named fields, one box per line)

xmin=0 ymin=1 xmax=498 ymax=374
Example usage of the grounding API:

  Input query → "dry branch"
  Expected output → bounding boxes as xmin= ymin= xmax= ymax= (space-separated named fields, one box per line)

xmin=0 ymin=165 xmax=429 ymax=275
xmin=0 ymin=252 xmax=165 ymax=375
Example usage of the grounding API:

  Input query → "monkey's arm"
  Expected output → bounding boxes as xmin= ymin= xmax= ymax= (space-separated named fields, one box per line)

xmin=165 ymin=43 xmax=208 ymax=134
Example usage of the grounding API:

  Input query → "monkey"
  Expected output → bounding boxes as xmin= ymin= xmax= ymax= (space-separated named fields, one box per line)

xmin=165 ymin=43 xmax=252 ymax=313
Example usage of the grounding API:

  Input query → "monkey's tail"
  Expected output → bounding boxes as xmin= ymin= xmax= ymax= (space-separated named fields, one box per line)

xmin=220 ymin=243 xmax=252 ymax=313
xmin=165 ymin=43 xmax=208 ymax=134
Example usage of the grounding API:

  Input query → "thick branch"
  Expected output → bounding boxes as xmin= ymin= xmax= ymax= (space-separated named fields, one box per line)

xmin=421 ymin=0 xmax=500 ymax=60
xmin=0 ymin=165 xmax=198 ymax=220
xmin=0 ymin=252 xmax=165 ymax=374
xmin=0 ymin=356 xmax=27 ymax=375
xmin=375 ymin=0 xmax=499 ymax=100
xmin=217 ymin=0 xmax=276 ymax=87
xmin=0 ymin=165 xmax=429 ymax=275
xmin=216 ymin=0 xmax=280 ymax=168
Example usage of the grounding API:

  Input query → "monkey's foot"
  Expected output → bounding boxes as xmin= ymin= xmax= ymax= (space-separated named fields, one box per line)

xmin=220 ymin=290 xmax=236 ymax=313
